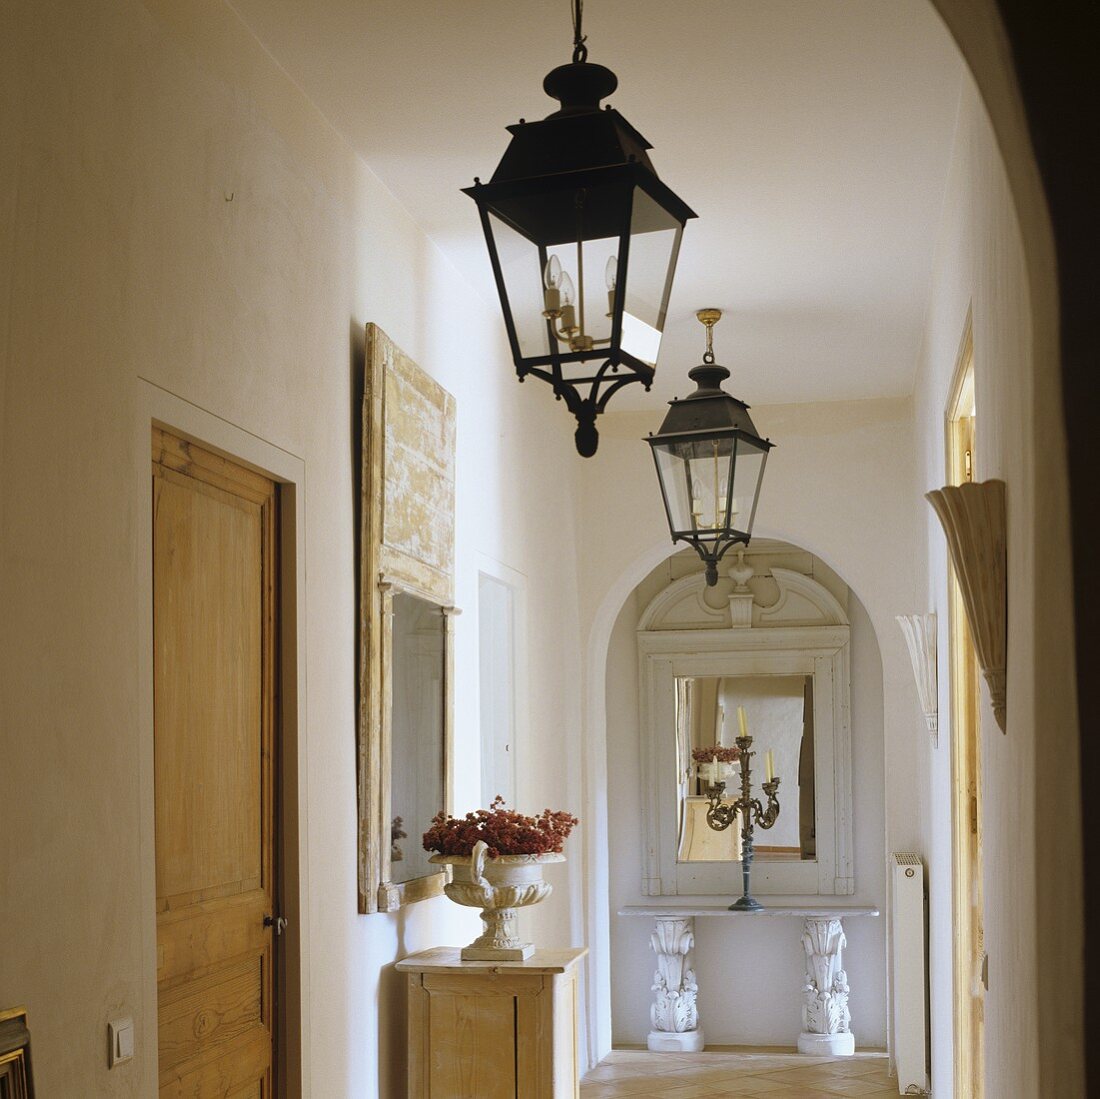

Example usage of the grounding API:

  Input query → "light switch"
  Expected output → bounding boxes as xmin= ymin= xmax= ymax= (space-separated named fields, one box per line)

xmin=108 ymin=1017 xmax=134 ymax=1067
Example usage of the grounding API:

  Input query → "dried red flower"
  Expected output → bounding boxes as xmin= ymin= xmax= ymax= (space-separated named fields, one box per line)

xmin=691 ymin=745 xmax=741 ymax=764
xmin=422 ymin=796 xmax=579 ymax=858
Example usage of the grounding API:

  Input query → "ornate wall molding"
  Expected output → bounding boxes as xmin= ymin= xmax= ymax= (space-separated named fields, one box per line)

xmin=638 ymin=563 xmax=848 ymax=633
xmin=758 ymin=568 xmax=849 ymax=628
xmin=896 ymin=613 xmax=939 ymax=746
xmin=926 ymin=480 xmax=1007 ymax=732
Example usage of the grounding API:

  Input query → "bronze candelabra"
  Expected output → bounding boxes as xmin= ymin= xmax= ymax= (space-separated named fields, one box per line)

xmin=704 ymin=734 xmax=781 ymax=911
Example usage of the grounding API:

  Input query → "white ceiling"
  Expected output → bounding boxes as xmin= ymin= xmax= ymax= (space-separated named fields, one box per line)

xmin=229 ymin=0 xmax=963 ymax=407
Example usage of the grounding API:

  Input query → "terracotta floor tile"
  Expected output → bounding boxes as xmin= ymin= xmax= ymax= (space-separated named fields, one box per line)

xmin=587 ymin=1076 xmax=683 ymax=1097
xmin=587 ymin=1064 xmax=691 ymax=1080
xmin=811 ymin=1078 xmax=895 ymax=1096
xmin=583 ymin=1051 xmax=894 ymax=1099
xmin=814 ymin=1059 xmax=888 ymax=1077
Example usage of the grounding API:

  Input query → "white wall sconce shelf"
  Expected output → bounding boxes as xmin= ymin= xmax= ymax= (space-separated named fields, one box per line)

xmin=896 ymin=613 xmax=939 ymax=746
xmin=925 ymin=479 xmax=1007 ymax=732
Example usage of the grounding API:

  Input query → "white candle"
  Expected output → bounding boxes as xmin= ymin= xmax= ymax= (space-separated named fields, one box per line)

xmin=765 ymin=750 xmax=775 ymax=783
xmin=709 ymin=760 xmax=719 ymax=786
xmin=737 ymin=706 xmax=748 ymax=737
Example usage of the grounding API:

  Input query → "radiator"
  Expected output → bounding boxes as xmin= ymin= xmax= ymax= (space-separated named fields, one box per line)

xmin=892 ymin=853 xmax=929 ymax=1095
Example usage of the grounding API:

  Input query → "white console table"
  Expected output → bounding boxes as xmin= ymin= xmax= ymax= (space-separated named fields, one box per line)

xmin=618 ymin=904 xmax=880 ymax=1056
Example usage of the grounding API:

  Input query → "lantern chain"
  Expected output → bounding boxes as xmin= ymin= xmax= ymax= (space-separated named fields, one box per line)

xmin=697 ymin=308 xmax=722 ymax=365
xmin=572 ymin=0 xmax=588 ymax=63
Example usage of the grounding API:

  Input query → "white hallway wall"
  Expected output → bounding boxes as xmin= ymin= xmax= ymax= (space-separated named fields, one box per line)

xmin=577 ymin=397 xmax=923 ymax=1061
xmin=910 ymin=74 xmax=1078 ymax=1099
xmin=604 ymin=549 xmax=888 ymax=1048
xmin=0 ymin=1 xmax=1081 ymax=1094
xmin=0 ymin=1 xmax=586 ymax=1096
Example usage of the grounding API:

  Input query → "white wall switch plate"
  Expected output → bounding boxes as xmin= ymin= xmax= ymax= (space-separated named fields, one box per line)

xmin=108 ymin=1017 xmax=134 ymax=1067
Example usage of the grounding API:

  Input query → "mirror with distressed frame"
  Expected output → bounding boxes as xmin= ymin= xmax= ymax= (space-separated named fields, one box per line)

xmin=638 ymin=563 xmax=853 ymax=897
xmin=358 ymin=324 xmax=458 ymax=914
xmin=387 ymin=591 xmax=448 ymax=886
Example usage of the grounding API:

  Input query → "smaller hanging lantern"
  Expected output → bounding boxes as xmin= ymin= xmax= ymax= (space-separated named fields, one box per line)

xmin=646 ymin=310 xmax=774 ymax=585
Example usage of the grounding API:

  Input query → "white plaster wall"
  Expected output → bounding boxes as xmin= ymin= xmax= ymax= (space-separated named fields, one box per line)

xmin=0 ymin=1 xmax=584 ymax=1095
xmin=606 ymin=559 xmax=887 ymax=1047
xmin=909 ymin=74 xmax=1077 ymax=1098
xmin=578 ymin=397 xmax=919 ymax=1060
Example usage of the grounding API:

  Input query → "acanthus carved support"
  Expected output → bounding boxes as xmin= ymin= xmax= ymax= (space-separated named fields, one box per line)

xmin=647 ymin=916 xmax=704 ymax=1052
xmin=797 ymin=916 xmax=855 ymax=1055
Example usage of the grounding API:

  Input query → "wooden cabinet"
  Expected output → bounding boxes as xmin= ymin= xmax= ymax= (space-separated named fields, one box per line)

xmin=396 ymin=948 xmax=586 ymax=1099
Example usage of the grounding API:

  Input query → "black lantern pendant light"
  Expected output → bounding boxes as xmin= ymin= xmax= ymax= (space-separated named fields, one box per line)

xmin=463 ymin=0 xmax=697 ymax=457
xmin=646 ymin=310 xmax=774 ymax=585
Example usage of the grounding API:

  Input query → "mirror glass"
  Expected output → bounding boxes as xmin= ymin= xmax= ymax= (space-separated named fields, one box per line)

xmin=389 ymin=592 xmax=446 ymax=885
xmin=675 ymin=674 xmax=816 ymax=864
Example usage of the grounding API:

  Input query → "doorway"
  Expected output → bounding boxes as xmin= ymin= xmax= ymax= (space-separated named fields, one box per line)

xmin=946 ymin=322 xmax=984 ymax=1098
xmin=151 ymin=427 xmax=282 ymax=1097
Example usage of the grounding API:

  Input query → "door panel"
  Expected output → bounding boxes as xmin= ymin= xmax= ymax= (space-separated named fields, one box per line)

xmin=153 ymin=429 xmax=277 ymax=1098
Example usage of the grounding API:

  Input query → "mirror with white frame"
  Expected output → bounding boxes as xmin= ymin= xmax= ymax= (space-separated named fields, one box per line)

xmin=676 ymin=673 xmax=815 ymax=864
xmin=638 ymin=562 xmax=853 ymax=897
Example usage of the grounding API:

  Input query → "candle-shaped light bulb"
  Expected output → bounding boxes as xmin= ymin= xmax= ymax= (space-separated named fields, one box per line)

xmin=605 ymin=254 xmax=618 ymax=317
xmin=558 ymin=271 xmax=577 ymax=331
xmin=559 ymin=270 xmax=575 ymax=306
xmin=737 ymin=705 xmax=748 ymax=737
xmin=544 ymin=254 xmax=562 ymax=290
xmin=543 ymin=254 xmax=563 ymax=314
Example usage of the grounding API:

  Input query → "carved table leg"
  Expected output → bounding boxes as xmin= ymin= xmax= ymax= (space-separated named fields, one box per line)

xmin=647 ymin=916 xmax=704 ymax=1052
xmin=797 ymin=917 xmax=855 ymax=1055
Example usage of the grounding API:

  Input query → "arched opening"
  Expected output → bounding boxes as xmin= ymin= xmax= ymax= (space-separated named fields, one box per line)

xmin=600 ymin=541 xmax=887 ymax=1051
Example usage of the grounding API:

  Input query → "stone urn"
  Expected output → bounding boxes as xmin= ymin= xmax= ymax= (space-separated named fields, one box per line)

xmin=430 ymin=839 xmax=564 ymax=960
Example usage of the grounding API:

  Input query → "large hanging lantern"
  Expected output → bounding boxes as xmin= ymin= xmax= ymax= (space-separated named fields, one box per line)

xmin=646 ymin=310 xmax=774 ymax=585
xmin=463 ymin=1 xmax=696 ymax=457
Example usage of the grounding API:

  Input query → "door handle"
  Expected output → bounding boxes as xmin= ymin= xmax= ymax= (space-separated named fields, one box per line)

xmin=264 ymin=914 xmax=289 ymax=935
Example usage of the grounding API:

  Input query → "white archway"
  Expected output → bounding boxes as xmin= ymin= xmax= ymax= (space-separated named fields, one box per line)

xmin=580 ymin=524 xmax=891 ymax=1061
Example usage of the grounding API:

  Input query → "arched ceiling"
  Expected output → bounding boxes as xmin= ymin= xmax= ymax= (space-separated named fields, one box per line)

xmin=229 ymin=0 xmax=963 ymax=407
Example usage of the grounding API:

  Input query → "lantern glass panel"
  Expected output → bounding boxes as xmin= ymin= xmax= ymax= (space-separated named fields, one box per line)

xmin=623 ymin=188 xmax=683 ymax=367
xmin=685 ymin=440 xmax=735 ymax=533
xmin=546 ymin=234 xmax=620 ymax=354
xmin=653 ymin=443 xmax=693 ymax=534
xmin=730 ymin=438 xmax=768 ymax=535
xmin=654 ymin=437 xmax=736 ymax=535
xmin=486 ymin=209 xmax=551 ymax=360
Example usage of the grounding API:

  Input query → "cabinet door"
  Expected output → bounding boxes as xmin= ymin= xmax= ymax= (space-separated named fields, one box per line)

xmin=409 ymin=968 xmax=580 ymax=1099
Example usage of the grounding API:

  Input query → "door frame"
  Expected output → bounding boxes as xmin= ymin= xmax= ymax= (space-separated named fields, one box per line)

xmin=135 ymin=379 xmax=311 ymax=1097
xmin=944 ymin=316 xmax=983 ymax=1099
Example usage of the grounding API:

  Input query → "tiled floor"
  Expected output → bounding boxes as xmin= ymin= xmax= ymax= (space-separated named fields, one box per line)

xmin=581 ymin=1049 xmax=896 ymax=1098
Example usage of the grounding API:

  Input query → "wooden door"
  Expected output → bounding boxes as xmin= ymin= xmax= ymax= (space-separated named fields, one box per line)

xmin=152 ymin=429 xmax=278 ymax=1098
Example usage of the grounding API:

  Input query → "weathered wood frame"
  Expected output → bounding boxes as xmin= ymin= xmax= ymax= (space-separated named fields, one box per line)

xmin=359 ymin=324 xmax=458 ymax=914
